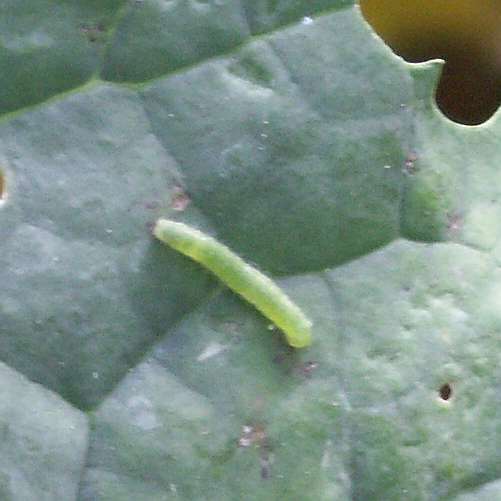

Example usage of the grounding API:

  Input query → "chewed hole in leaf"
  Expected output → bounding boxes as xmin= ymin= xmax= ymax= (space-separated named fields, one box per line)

xmin=439 ymin=383 xmax=452 ymax=401
xmin=360 ymin=0 xmax=501 ymax=125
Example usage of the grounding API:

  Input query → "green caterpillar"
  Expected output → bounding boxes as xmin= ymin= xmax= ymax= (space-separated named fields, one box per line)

xmin=154 ymin=219 xmax=312 ymax=348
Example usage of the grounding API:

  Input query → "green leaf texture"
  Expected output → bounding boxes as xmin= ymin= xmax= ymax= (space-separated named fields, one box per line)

xmin=1 ymin=1 xmax=500 ymax=499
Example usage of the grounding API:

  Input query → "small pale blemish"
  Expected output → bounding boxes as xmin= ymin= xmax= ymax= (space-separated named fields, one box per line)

xmin=239 ymin=436 xmax=253 ymax=447
xmin=127 ymin=395 xmax=159 ymax=431
xmin=5 ymin=30 xmax=54 ymax=51
xmin=321 ymin=440 xmax=333 ymax=468
xmin=238 ymin=424 xmax=267 ymax=448
xmin=302 ymin=16 xmax=314 ymax=25
xmin=462 ymin=202 xmax=500 ymax=250
xmin=196 ymin=342 xmax=228 ymax=362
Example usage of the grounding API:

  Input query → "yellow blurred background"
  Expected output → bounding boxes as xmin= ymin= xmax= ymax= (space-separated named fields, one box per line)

xmin=360 ymin=0 xmax=501 ymax=125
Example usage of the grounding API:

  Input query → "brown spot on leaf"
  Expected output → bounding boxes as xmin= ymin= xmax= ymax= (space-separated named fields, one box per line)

xmin=81 ymin=23 xmax=106 ymax=43
xmin=238 ymin=424 xmax=273 ymax=479
xmin=404 ymin=152 xmax=418 ymax=174
xmin=447 ymin=212 xmax=463 ymax=233
xmin=298 ymin=360 xmax=319 ymax=378
xmin=171 ymin=186 xmax=190 ymax=211
xmin=238 ymin=424 xmax=267 ymax=448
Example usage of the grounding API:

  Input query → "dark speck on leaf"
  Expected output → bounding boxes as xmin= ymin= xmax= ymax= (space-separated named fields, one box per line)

xmin=439 ymin=383 xmax=452 ymax=401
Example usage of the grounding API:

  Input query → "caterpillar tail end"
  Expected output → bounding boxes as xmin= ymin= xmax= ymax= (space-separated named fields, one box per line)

xmin=285 ymin=324 xmax=313 ymax=349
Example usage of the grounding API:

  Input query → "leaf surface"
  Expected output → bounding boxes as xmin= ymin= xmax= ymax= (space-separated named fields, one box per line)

xmin=1 ymin=1 xmax=500 ymax=499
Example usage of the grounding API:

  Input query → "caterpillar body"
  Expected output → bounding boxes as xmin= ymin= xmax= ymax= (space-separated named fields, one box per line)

xmin=153 ymin=219 xmax=312 ymax=348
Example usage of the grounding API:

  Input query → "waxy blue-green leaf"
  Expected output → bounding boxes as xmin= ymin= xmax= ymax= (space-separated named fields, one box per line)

xmin=1 ymin=1 xmax=501 ymax=499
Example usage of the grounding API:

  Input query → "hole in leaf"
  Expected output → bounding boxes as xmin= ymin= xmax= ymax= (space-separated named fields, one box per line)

xmin=439 ymin=383 xmax=452 ymax=401
xmin=0 ymin=169 xmax=6 ymax=204
xmin=360 ymin=0 xmax=501 ymax=125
